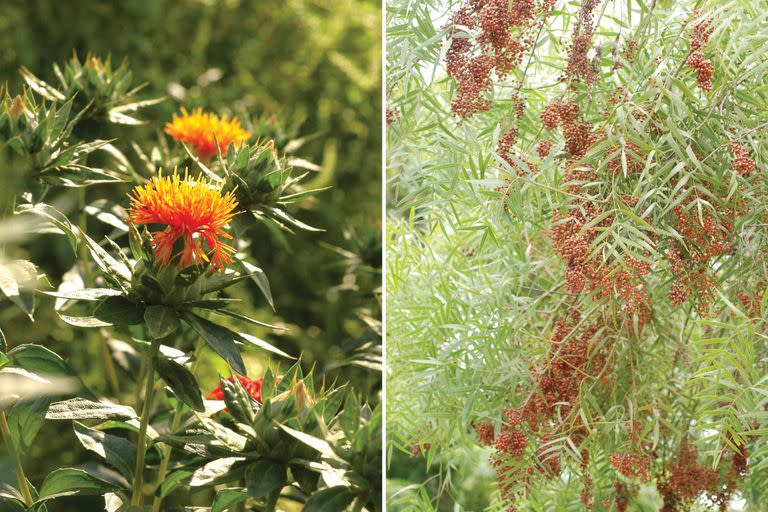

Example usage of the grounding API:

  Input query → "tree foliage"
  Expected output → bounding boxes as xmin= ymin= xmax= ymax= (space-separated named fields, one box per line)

xmin=386 ymin=0 xmax=768 ymax=510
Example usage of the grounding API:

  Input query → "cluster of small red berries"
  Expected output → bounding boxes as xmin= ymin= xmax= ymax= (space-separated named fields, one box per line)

xmin=703 ymin=433 xmax=749 ymax=510
xmin=534 ymin=433 xmax=562 ymax=476
xmin=510 ymin=94 xmax=526 ymax=118
xmin=606 ymin=142 xmax=643 ymax=176
xmin=386 ymin=106 xmax=400 ymax=126
xmin=497 ymin=126 xmax=539 ymax=175
xmin=686 ymin=15 xmax=714 ymax=91
xmin=540 ymin=100 xmax=597 ymax=159
xmin=410 ymin=440 xmax=431 ymax=457
xmin=551 ymin=200 xmax=614 ymax=294
xmin=610 ymin=453 xmax=651 ymax=481
xmin=495 ymin=428 xmax=528 ymax=458
xmin=729 ymin=434 xmax=748 ymax=479
xmin=540 ymin=100 xmax=579 ymax=130
xmin=625 ymin=39 xmax=637 ymax=62
xmin=492 ymin=455 xmax=532 ymax=503
xmin=495 ymin=177 xmax=513 ymax=212
xmin=613 ymin=258 xmax=652 ymax=329
xmin=686 ymin=51 xmax=713 ymax=91
xmin=487 ymin=315 xmax=610 ymax=504
xmin=657 ymin=444 xmax=719 ymax=511
xmin=614 ymin=481 xmax=630 ymax=512
xmin=444 ymin=0 xmax=554 ymax=118
xmin=564 ymin=0 xmax=601 ymax=85
xmin=578 ymin=451 xmax=594 ymax=508
xmin=476 ymin=421 xmax=495 ymax=446
xmin=668 ymin=254 xmax=717 ymax=315
xmin=731 ymin=142 xmax=755 ymax=176
xmin=737 ymin=284 xmax=764 ymax=317
xmin=536 ymin=138 xmax=553 ymax=158
xmin=667 ymin=201 xmax=736 ymax=315
xmin=525 ymin=320 xmax=605 ymax=427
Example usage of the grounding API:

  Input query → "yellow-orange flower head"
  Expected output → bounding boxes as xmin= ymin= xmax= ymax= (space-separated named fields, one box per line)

xmin=164 ymin=108 xmax=251 ymax=159
xmin=127 ymin=173 xmax=239 ymax=271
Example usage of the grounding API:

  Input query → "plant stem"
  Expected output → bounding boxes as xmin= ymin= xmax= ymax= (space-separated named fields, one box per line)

xmin=150 ymin=342 xmax=204 ymax=512
xmin=134 ymin=355 xmax=147 ymax=411
xmin=131 ymin=338 xmax=160 ymax=506
xmin=263 ymin=489 xmax=280 ymax=512
xmin=0 ymin=411 xmax=33 ymax=507
xmin=351 ymin=497 xmax=365 ymax=512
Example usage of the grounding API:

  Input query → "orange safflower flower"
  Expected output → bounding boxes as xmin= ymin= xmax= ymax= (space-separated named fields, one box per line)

xmin=164 ymin=107 xmax=251 ymax=159
xmin=127 ymin=173 xmax=239 ymax=271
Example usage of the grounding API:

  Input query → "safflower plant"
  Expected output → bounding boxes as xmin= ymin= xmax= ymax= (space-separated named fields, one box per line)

xmin=0 ymin=54 xmax=380 ymax=512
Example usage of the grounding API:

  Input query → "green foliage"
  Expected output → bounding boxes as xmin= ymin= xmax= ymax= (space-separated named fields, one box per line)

xmin=387 ymin=0 xmax=768 ymax=510
xmin=0 ymin=1 xmax=381 ymax=510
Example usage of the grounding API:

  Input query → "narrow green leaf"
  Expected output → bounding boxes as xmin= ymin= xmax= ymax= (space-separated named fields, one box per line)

xmin=156 ymin=355 xmax=204 ymax=412
xmin=182 ymin=313 xmax=246 ymax=374
xmin=341 ymin=392 xmax=361 ymax=437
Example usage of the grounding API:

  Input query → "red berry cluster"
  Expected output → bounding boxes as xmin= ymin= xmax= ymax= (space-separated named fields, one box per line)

xmin=476 ymin=421 xmax=496 ymax=446
xmin=625 ymin=39 xmax=637 ymax=62
xmin=410 ymin=440 xmax=431 ymax=457
xmin=667 ymin=201 xmax=736 ymax=315
xmin=492 ymin=456 xmax=531 ymax=503
xmin=444 ymin=0 xmax=554 ymax=118
xmin=731 ymin=142 xmax=755 ymax=176
xmin=614 ymin=481 xmax=630 ymax=512
xmin=540 ymin=100 xmax=579 ymax=131
xmin=610 ymin=453 xmax=651 ymax=481
xmin=564 ymin=0 xmax=601 ymax=85
xmin=579 ymin=451 xmax=594 ymax=508
xmin=386 ymin=106 xmax=400 ymax=126
xmin=686 ymin=51 xmax=713 ymax=91
xmin=486 ymin=315 xmax=610 ymax=504
xmin=606 ymin=142 xmax=643 ymax=176
xmin=495 ymin=428 xmax=528 ymax=458
xmin=667 ymin=247 xmax=717 ymax=315
xmin=540 ymin=100 xmax=597 ymax=159
xmin=657 ymin=444 xmax=719 ymax=512
xmin=495 ymin=177 xmax=513 ymax=212
xmin=536 ymin=138 xmax=553 ymax=158
xmin=729 ymin=435 xmax=748 ymax=479
xmin=613 ymin=258 xmax=652 ymax=329
xmin=523 ymin=319 xmax=606 ymax=428
xmin=738 ymin=284 xmax=765 ymax=317
xmin=551 ymin=197 xmax=649 ymax=319
xmin=534 ymin=433 xmax=562 ymax=476
xmin=497 ymin=126 xmax=538 ymax=175
xmin=510 ymin=94 xmax=526 ymax=118
xmin=706 ymin=433 xmax=750 ymax=510
xmin=686 ymin=15 xmax=714 ymax=91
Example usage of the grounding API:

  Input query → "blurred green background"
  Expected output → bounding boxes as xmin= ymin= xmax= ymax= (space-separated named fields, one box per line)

xmin=0 ymin=0 xmax=381 ymax=508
